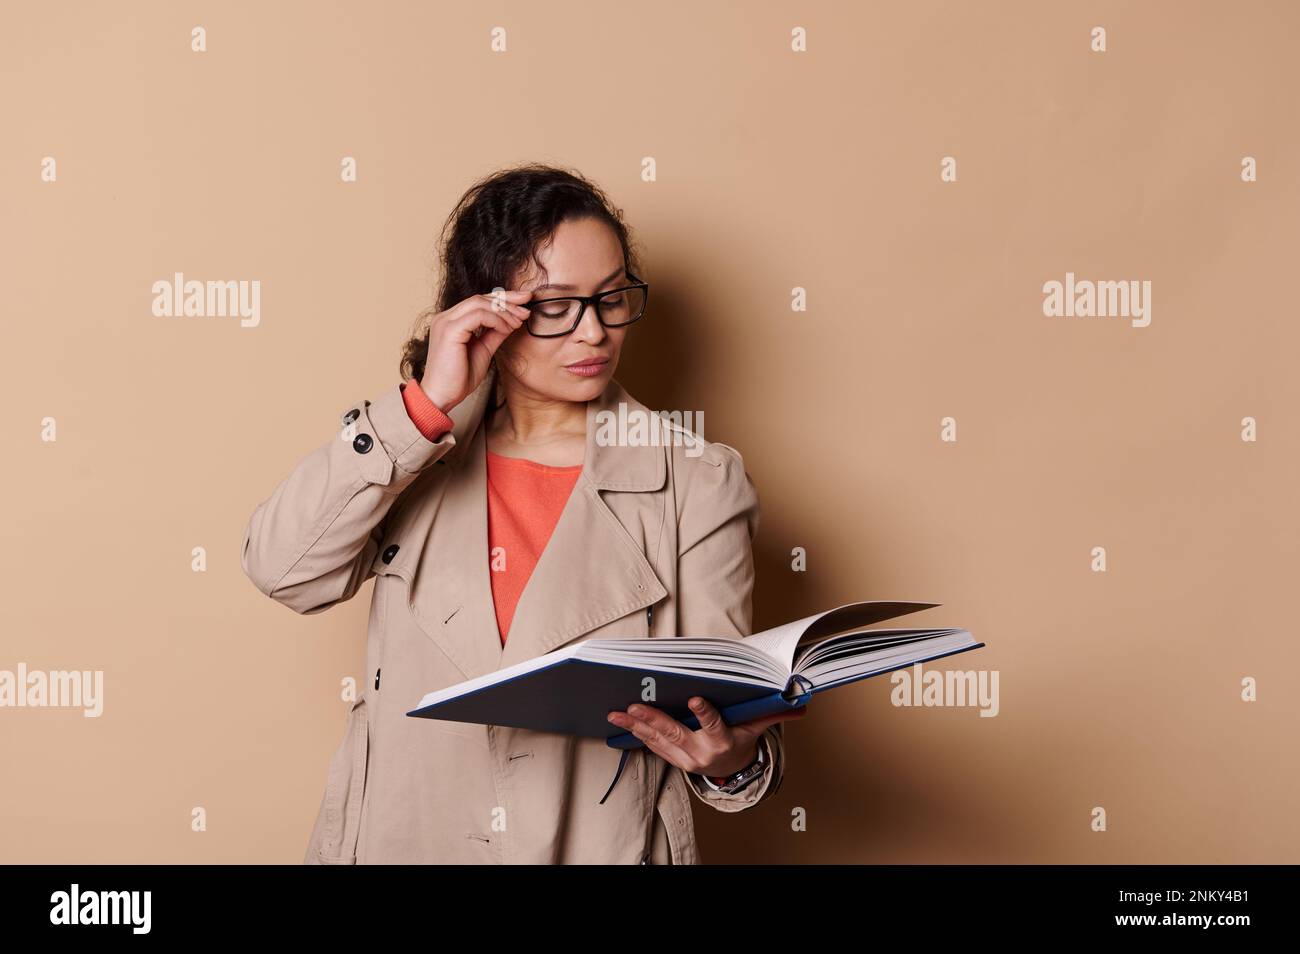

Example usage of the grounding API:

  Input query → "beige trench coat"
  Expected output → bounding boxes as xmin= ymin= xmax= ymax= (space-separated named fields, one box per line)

xmin=240 ymin=366 xmax=785 ymax=864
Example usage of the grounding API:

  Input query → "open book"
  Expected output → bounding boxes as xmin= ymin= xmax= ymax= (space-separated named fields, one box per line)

xmin=407 ymin=600 xmax=984 ymax=750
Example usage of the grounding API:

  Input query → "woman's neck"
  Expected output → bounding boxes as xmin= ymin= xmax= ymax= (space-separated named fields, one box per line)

xmin=485 ymin=380 xmax=588 ymax=466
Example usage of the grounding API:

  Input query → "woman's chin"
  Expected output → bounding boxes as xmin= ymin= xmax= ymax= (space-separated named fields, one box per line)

xmin=556 ymin=365 xmax=614 ymax=397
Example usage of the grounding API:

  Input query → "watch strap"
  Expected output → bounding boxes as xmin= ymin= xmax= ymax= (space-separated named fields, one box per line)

xmin=699 ymin=735 xmax=768 ymax=794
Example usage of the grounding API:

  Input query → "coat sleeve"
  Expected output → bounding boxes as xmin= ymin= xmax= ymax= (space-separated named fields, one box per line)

xmin=240 ymin=382 xmax=458 ymax=615
xmin=673 ymin=439 xmax=786 ymax=813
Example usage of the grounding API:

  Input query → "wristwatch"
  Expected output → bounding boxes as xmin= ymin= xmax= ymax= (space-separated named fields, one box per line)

xmin=697 ymin=735 xmax=768 ymax=795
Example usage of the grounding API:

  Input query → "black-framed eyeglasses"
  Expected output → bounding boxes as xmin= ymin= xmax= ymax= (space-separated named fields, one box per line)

xmin=522 ymin=271 xmax=649 ymax=338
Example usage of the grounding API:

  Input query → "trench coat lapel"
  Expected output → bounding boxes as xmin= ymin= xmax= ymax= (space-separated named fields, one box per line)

xmin=404 ymin=367 xmax=669 ymax=682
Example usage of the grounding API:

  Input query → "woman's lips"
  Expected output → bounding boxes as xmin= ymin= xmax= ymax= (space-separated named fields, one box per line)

xmin=564 ymin=358 xmax=609 ymax=377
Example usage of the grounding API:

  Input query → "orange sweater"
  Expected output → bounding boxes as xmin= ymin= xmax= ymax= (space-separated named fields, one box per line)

xmin=401 ymin=379 xmax=581 ymax=645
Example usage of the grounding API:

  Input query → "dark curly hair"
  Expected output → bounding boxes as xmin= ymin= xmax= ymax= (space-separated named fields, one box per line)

xmin=399 ymin=162 xmax=644 ymax=383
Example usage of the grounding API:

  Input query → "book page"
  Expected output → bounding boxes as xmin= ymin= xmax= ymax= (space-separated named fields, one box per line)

xmin=744 ymin=600 xmax=942 ymax=671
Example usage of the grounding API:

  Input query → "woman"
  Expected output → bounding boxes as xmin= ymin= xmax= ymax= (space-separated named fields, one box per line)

xmin=240 ymin=163 xmax=804 ymax=864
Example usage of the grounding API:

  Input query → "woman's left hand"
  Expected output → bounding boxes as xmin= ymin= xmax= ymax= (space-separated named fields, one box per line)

xmin=606 ymin=696 xmax=808 ymax=779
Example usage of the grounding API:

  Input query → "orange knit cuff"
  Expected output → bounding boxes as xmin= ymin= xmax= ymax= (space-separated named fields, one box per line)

xmin=401 ymin=379 xmax=455 ymax=442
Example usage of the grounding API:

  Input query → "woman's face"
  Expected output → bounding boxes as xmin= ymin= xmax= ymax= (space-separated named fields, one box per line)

xmin=495 ymin=216 xmax=633 ymax=403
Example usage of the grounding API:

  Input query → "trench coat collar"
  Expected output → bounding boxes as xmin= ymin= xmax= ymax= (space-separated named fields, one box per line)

xmin=403 ymin=365 xmax=669 ymax=681
xmin=438 ymin=364 xmax=666 ymax=491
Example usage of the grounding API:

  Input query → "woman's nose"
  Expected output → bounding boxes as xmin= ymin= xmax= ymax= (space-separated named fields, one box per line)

xmin=573 ymin=304 xmax=608 ymax=342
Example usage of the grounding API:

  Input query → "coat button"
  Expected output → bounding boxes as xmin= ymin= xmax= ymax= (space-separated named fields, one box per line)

xmin=374 ymin=668 xmax=381 ymax=690
xmin=353 ymin=433 xmax=373 ymax=454
xmin=382 ymin=544 xmax=400 ymax=564
xmin=343 ymin=408 xmax=360 ymax=424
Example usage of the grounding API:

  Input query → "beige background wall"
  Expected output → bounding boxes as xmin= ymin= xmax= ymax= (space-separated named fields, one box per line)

xmin=3 ymin=1 xmax=1296 ymax=863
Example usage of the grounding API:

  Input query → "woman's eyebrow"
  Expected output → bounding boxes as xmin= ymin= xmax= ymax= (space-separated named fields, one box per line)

xmin=534 ymin=265 xmax=626 ymax=292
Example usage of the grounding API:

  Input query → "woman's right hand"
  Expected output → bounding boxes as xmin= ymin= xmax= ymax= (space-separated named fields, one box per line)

xmin=418 ymin=289 xmax=532 ymax=412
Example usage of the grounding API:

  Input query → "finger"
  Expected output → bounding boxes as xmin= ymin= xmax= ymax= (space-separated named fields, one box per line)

xmin=452 ymin=306 xmax=519 ymax=346
xmin=621 ymin=704 xmax=698 ymax=771
xmin=473 ymin=302 xmax=526 ymax=330
xmin=436 ymin=291 xmax=529 ymax=328
xmin=633 ymin=735 xmax=678 ymax=767
xmin=470 ymin=310 xmax=524 ymax=359
xmin=482 ymin=288 xmax=533 ymax=301
xmin=479 ymin=311 xmax=522 ymax=344
xmin=477 ymin=290 xmax=533 ymax=316
xmin=685 ymin=697 xmax=730 ymax=741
